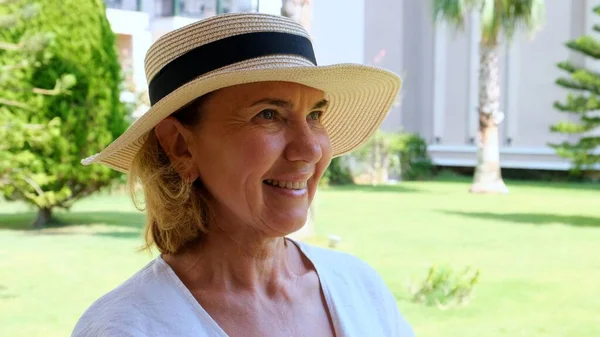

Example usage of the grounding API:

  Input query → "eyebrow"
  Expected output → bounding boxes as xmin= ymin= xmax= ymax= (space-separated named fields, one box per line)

xmin=311 ymin=99 xmax=329 ymax=110
xmin=249 ymin=99 xmax=294 ymax=109
xmin=249 ymin=98 xmax=329 ymax=110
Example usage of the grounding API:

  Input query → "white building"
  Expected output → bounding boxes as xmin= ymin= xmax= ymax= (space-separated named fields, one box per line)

xmin=106 ymin=0 xmax=598 ymax=171
xmin=107 ymin=0 xmax=257 ymax=96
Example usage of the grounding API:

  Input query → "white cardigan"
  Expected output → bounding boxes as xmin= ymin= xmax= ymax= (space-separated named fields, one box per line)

xmin=72 ymin=240 xmax=414 ymax=337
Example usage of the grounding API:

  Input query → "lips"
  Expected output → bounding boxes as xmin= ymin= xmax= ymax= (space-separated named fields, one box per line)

xmin=263 ymin=179 xmax=308 ymax=190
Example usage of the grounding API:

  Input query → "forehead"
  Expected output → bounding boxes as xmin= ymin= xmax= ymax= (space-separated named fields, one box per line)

xmin=208 ymin=81 xmax=325 ymax=105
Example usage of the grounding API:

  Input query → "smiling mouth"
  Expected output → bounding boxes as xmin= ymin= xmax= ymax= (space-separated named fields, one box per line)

xmin=263 ymin=179 xmax=308 ymax=190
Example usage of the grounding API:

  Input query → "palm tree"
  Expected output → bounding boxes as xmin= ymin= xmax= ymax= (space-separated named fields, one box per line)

xmin=433 ymin=0 xmax=545 ymax=193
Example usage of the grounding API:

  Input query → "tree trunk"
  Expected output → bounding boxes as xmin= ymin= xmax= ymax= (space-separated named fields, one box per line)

xmin=33 ymin=207 xmax=52 ymax=229
xmin=372 ymin=142 xmax=381 ymax=185
xmin=470 ymin=45 xmax=509 ymax=194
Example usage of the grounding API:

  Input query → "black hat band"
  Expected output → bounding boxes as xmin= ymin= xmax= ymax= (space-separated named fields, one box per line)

xmin=148 ymin=31 xmax=318 ymax=105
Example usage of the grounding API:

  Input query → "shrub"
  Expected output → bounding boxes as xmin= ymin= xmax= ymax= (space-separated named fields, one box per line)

xmin=410 ymin=264 xmax=480 ymax=309
xmin=351 ymin=130 xmax=402 ymax=184
xmin=322 ymin=157 xmax=354 ymax=186
xmin=394 ymin=133 xmax=434 ymax=181
xmin=350 ymin=130 xmax=434 ymax=183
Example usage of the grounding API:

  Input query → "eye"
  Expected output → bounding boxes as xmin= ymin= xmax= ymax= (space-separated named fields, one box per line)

xmin=308 ymin=111 xmax=322 ymax=121
xmin=257 ymin=109 xmax=277 ymax=120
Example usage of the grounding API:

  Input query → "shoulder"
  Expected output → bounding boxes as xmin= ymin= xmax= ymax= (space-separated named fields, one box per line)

xmin=297 ymin=241 xmax=415 ymax=337
xmin=71 ymin=258 xmax=177 ymax=337
xmin=296 ymin=241 xmax=384 ymax=286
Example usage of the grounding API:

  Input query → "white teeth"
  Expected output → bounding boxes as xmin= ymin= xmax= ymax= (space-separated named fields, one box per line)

xmin=265 ymin=179 xmax=307 ymax=190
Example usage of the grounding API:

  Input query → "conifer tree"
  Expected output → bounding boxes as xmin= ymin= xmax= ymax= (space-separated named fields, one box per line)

xmin=551 ymin=5 xmax=600 ymax=171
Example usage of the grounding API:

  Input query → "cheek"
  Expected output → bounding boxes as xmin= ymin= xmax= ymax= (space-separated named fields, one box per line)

xmin=315 ymin=132 xmax=333 ymax=178
xmin=237 ymin=133 xmax=286 ymax=171
xmin=194 ymin=131 xmax=285 ymax=185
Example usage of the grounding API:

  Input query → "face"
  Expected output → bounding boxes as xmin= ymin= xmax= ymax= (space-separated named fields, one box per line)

xmin=155 ymin=81 xmax=332 ymax=237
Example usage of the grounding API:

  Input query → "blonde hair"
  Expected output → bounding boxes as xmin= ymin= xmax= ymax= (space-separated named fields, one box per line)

xmin=128 ymin=95 xmax=213 ymax=255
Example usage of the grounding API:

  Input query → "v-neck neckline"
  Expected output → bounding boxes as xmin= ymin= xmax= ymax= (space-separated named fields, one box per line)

xmin=157 ymin=238 xmax=340 ymax=337
xmin=158 ymin=255 xmax=228 ymax=336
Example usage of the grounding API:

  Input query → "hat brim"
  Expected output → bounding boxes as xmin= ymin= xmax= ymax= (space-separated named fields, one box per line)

xmin=81 ymin=63 xmax=401 ymax=173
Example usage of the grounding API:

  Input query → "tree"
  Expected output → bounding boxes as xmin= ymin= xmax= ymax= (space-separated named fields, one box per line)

xmin=0 ymin=2 xmax=65 ymax=138
xmin=0 ymin=0 xmax=128 ymax=228
xmin=550 ymin=5 xmax=600 ymax=172
xmin=433 ymin=0 xmax=545 ymax=193
xmin=0 ymin=0 xmax=75 ymax=223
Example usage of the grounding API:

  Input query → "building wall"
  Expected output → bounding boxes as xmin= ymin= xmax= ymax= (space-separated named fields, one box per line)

xmin=257 ymin=0 xmax=367 ymax=66
xmin=509 ymin=0 xmax=573 ymax=149
xmin=312 ymin=0 xmax=365 ymax=66
xmin=256 ymin=0 xmax=280 ymax=15
xmin=106 ymin=8 xmax=152 ymax=92
xmin=363 ymin=0 xmax=405 ymax=132
xmin=398 ymin=0 xmax=434 ymax=141
xmin=442 ymin=25 xmax=470 ymax=146
xmin=372 ymin=0 xmax=597 ymax=170
xmin=116 ymin=34 xmax=134 ymax=87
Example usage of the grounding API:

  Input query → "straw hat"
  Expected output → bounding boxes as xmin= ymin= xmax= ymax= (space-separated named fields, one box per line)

xmin=81 ymin=12 xmax=401 ymax=173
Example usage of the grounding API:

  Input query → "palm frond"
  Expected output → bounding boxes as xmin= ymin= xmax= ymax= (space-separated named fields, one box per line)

xmin=477 ymin=0 xmax=545 ymax=46
xmin=480 ymin=0 xmax=498 ymax=45
xmin=502 ymin=0 xmax=546 ymax=40
xmin=432 ymin=0 xmax=473 ymax=28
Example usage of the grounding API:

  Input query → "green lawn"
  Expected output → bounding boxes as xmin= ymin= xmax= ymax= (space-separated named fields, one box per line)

xmin=1 ymin=179 xmax=599 ymax=337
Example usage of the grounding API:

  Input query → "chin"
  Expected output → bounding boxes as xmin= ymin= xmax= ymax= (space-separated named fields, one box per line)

xmin=267 ymin=212 xmax=309 ymax=237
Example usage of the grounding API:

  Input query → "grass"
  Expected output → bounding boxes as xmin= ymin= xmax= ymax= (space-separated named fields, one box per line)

xmin=1 ymin=179 xmax=599 ymax=337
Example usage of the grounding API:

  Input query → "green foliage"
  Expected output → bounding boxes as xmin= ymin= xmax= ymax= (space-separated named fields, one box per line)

xmin=432 ymin=0 xmax=545 ymax=46
xmin=410 ymin=264 xmax=480 ymax=309
xmin=551 ymin=5 xmax=600 ymax=171
xmin=395 ymin=133 xmax=435 ymax=181
xmin=351 ymin=130 xmax=433 ymax=182
xmin=322 ymin=157 xmax=354 ymax=186
xmin=0 ymin=0 xmax=127 ymax=224
xmin=351 ymin=130 xmax=403 ymax=184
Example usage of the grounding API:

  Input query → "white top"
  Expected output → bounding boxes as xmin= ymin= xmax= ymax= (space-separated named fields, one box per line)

xmin=72 ymin=240 xmax=414 ymax=337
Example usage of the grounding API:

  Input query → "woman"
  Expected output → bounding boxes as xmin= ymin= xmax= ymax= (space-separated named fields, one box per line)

xmin=73 ymin=13 xmax=413 ymax=337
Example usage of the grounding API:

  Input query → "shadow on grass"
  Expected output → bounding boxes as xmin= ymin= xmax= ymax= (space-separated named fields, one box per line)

xmin=440 ymin=210 xmax=600 ymax=228
xmin=0 ymin=211 xmax=145 ymax=233
xmin=325 ymin=184 xmax=423 ymax=193
xmin=56 ymin=211 xmax=145 ymax=228
xmin=434 ymin=176 xmax=600 ymax=192
xmin=93 ymin=230 xmax=143 ymax=239
xmin=0 ymin=285 xmax=16 ymax=300
xmin=505 ymin=180 xmax=600 ymax=192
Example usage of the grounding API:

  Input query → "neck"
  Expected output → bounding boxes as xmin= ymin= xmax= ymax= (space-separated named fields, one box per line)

xmin=164 ymin=227 xmax=300 ymax=294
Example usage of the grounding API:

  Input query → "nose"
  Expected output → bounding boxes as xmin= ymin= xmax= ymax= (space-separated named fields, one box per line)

xmin=284 ymin=121 xmax=323 ymax=164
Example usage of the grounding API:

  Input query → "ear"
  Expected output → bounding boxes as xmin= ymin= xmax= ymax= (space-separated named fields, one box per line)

xmin=154 ymin=117 xmax=199 ymax=181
